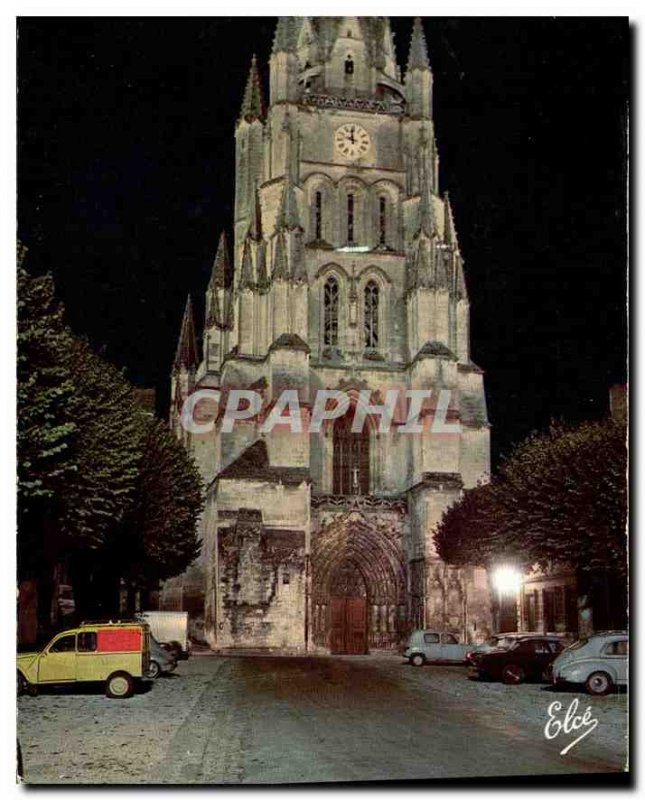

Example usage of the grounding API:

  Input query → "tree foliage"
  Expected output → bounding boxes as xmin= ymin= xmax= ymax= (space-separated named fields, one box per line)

xmin=18 ymin=250 xmax=203 ymax=626
xmin=435 ymin=419 xmax=627 ymax=577
xmin=59 ymin=337 xmax=143 ymax=550
xmin=121 ymin=419 xmax=203 ymax=585
xmin=17 ymin=261 xmax=75 ymax=504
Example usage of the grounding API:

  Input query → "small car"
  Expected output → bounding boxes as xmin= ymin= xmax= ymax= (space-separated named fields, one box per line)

xmin=145 ymin=635 xmax=178 ymax=679
xmin=551 ymin=631 xmax=628 ymax=695
xmin=17 ymin=621 xmax=151 ymax=699
xmin=471 ymin=635 xmax=564 ymax=684
xmin=403 ymin=630 xmax=470 ymax=666
xmin=465 ymin=632 xmax=546 ymax=664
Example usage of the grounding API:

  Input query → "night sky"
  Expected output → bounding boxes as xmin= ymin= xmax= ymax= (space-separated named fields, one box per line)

xmin=17 ymin=17 xmax=628 ymax=465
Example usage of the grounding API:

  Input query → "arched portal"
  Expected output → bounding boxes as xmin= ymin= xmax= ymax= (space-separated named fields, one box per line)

xmin=312 ymin=514 xmax=407 ymax=653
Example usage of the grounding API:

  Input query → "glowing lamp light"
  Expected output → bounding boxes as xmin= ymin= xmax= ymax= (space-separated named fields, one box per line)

xmin=492 ymin=565 xmax=521 ymax=596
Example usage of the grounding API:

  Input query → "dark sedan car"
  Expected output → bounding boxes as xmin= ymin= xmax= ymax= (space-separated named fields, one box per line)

xmin=471 ymin=636 xmax=565 ymax=684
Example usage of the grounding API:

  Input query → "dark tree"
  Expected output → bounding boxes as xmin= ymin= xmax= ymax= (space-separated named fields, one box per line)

xmin=17 ymin=249 xmax=76 ymax=633
xmin=435 ymin=419 xmax=627 ymax=626
xmin=119 ymin=418 xmax=203 ymax=606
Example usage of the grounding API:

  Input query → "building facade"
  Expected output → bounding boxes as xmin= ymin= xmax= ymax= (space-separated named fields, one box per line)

xmin=167 ymin=17 xmax=493 ymax=652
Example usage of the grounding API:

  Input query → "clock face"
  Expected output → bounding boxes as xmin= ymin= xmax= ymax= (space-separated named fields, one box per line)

xmin=334 ymin=124 xmax=371 ymax=159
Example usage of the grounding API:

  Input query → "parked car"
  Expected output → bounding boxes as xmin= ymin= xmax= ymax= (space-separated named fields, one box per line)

xmin=403 ymin=630 xmax=470 ymax=666
xmin=17 ymin=621 xmax=151 ymax=698
xmin=136 ymin=611 xmax=190 ymax=660
xmin=471 ymin=635 xmax=564 ymax=684
xmin=465 ymin=633 xmax=544 ymax=664
xmin=551 ymin=631 xmax=628 ymax=695
xmin=145 ymin=635 xmax=178 ymax=679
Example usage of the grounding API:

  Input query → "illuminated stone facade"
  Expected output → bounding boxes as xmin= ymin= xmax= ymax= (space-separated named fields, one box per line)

xmin=168 ymin=17 xmax=492 ymax=651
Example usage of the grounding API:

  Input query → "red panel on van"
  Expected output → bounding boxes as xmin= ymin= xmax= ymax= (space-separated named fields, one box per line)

xmin=97 ymin=627 xmax=141 ymax=652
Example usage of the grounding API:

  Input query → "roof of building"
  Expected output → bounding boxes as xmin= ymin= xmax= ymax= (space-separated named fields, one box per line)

xmin=414 ymin=340 xmax=458 ymax=361
xmin=269 ymin=332 xmax=311 ymax=353
xmin=217 ymin=439 xmax=310 ymax=485
xmin=173 ymin=295 xmax=198 ymax=371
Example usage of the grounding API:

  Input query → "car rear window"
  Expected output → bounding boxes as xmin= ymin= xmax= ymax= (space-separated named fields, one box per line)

xmin=603 ymin=640 xmax=628 ymax=656
xmin=96 ymin=627 xmax=142 ymax=652
xmin=498 ymin=637 xmax=516 ymax=649
xmin=423 ymin=633 xmax=440 ymax=644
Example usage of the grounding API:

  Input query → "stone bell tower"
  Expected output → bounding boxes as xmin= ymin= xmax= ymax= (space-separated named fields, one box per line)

xmin=168 ymin=17 xmax=492 ymax=652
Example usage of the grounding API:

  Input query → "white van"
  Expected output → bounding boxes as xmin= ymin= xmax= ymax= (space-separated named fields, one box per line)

xmin=136 ymin=611 xmax=190 ymax=660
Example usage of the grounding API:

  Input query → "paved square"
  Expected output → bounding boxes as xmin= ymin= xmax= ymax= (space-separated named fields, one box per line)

xmin=18 ymin=655 xmax=628 ymax=783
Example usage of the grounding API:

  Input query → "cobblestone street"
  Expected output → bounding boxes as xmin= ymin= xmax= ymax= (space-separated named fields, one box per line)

xmin=18 ymin=654 xmax=628 ymax=784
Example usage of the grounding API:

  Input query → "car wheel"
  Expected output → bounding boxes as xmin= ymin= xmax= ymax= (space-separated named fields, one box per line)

xmin=17 ymin=671 xmax=26 ymax=696
xmin=145 ymin=660 xmax=161 ymax=680
xmin=105 ymin=671 xmax=134 ymax=699
xmin=586 ymin=671 xmax=613 ymax=696
xmin=410 ymin=653 xmax=426 ymax=667
xmin=501 ymin=664 xmax=525 ymax=685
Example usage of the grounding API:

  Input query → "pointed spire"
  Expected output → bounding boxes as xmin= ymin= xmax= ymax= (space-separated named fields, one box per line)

xmin=273 ymin=17 xmax=296 ymax=54
xmin=407 ymin=17 xmax=430 ymax=72
xmin=416 ymin=127 xmax=437 ymax=237
xmin=414 ymin=236 xmax=433 ymax=288
xmin=239 ymin=238 xmax=255 ymax=289
xmin=210 ymin=231 xmax=232 ymax=289
xmin=290 ymin=233 xmax=308 ymax=284
xmin=205 ymin=283 xmax=221 ymax=328
xmin=454 ymin=255 xmax=468 ymax=301
xmin=248 ymin=182 xmax=263 ymax=240
xmin=297 ymin=17 xmax=320 ymax=58
xmin=435 ymin=250 xmax=450 ymax=291
xmin=240 ymin=55 xmax=265 ymax=122
xmin=406 ymin=249 xmax=419 ymax=292
xmin=443 ymin=192 xmax=460 ymax=252
xmin=223 ymin=290 xmax=235 ymax=330
xmin=174 ymin=295 xmax=198 ymax=371
xmin=272 ymin=231 xmax=289 ymax=281
xmin=275 ymin=155 xmax=302 ymax=232
xmin=417 ymin=170 xmax=437 ymax=238
xmin=256 ymin=240 xmax=270 ymax=292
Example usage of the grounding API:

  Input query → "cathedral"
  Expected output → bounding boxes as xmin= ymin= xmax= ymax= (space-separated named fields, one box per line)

xmin=167 ymin=17 xmax=493 ymax=653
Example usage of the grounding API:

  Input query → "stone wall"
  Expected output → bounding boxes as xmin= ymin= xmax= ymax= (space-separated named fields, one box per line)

xmin=215 ymin=512 xmax=307 ymax=651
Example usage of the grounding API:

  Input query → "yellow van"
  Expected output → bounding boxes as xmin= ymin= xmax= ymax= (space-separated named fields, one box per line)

xmin=17 ymin=621 xmax=151 ymax=699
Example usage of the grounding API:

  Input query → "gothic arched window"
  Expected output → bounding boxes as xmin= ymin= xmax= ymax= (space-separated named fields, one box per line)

xmin=378 ymin=196 xmax=387 ymax=245
xmin=364 ymin=280 xmax=380 ymax=350
xmin=345 ymin=55 xmax=354 ymax=75
xmin=314 ymin=191 xmax=323 ymax=240
xmin=347 ymin=194 xmax=355 ymax=243
xmin=333 ymin=413 xmax=369 ymax=495
xmin=323 ymin=276 xmax=339 ymax=347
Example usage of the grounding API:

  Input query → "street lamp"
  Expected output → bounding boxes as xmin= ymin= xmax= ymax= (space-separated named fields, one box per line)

xmin=491 ymin=565 xmax=522 ymax=633
xmin=492 ymin=565 xmax=521 ymax=596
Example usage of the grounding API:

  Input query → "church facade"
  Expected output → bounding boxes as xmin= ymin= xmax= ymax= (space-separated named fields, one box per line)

xmin=168 ymin=17 xmax=493 ymax=653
